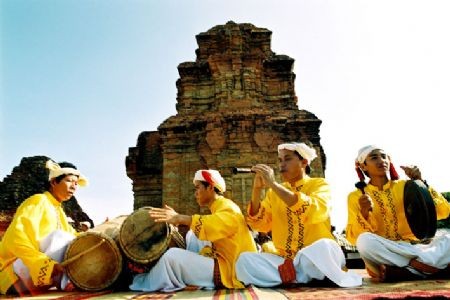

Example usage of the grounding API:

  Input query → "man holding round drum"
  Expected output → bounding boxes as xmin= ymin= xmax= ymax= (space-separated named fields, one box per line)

xmin=235 ymin=142 xmax=362 ymax=288
xmin=129 ymin=169 xmax=257 ymax=292
xmin=347 ymin=145 xmax=450 ymax=282
xmin=0 ymin=160 xmax=88 ymax=295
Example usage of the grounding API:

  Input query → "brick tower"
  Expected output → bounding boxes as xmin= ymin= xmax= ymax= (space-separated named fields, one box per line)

xmin=126 ymin=21 xmax=325 ymax=214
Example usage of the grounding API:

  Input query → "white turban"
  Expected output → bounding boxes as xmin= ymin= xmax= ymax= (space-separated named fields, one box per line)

xmin=278 ymin=143 xmax=317 ymax=164
xmin=193 ymin=169 xmax=226 ymax=193
xmin=355 ymin=145 xmax=383 ymax=165
xmin=46 ymin=160 xmax=88 ymax=187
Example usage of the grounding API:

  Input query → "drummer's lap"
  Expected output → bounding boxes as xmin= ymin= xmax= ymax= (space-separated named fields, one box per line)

xmin=356 ymin=233 xmax=416 ymax=267
xmin=186 ymin=230 xmax=211 ymax=253
xmin=130 ymin=248 xmax=215 ymax=292
xmin=161 ymin=247 xmax=214 ymax=268
xmin=416 ymin=229 xmax=450 ymax=266
xmin=357 ymin=231 xmax=450 ymax=268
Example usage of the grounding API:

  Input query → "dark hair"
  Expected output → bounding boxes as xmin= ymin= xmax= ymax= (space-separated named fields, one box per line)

xmin=199 ymin=181 xmax=223 ymax=195
xmin=54 ymin=162 xmax=78 ymax=183
xmin=46 ymin=162 xmax=79 ymax=189
xmin=292 ymin=152 xmax=311 ymax=175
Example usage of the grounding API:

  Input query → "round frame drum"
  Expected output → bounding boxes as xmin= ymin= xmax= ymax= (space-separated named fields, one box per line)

xmin=64 ymin=231 xmax=122 ymax=291
xmin=119 ymin=207 xmax=185 ymax=265
xmin=404 ymin=179 xmax=437 ymax=240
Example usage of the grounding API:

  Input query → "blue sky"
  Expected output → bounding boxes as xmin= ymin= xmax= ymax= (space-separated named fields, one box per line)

xmin=2 ymin=0 xmax=450 ymax=230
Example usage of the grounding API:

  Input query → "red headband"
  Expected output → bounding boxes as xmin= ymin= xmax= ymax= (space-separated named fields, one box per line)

xmin=201 ymin=170 xmax=215 ymax=187
xmin=389 ymin=163 xmax=399 ymax=180
xmin=355 ymin=162 xmax=366 ymax=182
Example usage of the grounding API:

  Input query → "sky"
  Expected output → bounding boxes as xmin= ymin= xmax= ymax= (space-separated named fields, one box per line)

xmin=1 ymin=0 xmax=450 ymax=231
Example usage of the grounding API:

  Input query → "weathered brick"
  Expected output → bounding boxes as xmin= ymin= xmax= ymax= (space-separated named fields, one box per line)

xmin=126 ymin=21 xmax=325 ymax=215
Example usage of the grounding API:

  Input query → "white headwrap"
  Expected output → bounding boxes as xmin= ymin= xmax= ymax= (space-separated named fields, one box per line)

xmin=46 ymin=160 xmax=88 ymax=187
xmin=278 ymin=143 xmax=317 ymax=164
xmin=355 ymin=145 xmax=383 ymax=165
xmin=193 ymin=169 xmax=226 ymax=193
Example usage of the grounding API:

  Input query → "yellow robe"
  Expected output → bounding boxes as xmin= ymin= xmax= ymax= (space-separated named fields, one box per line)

xmin=0 ymin=192 xmax=77 ymax=294
xmin=190 ymin=196 xmax=257 ymax=289
xmin=346 ymin=180 xmax=450 ymax=245
xmin=246 ymin=176 xmax=334 ymax=259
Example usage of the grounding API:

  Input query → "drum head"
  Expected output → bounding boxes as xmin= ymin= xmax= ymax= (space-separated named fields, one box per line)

xmin=404 ymin=180 xmax=437 ymax=240
xmin=119 ymin=207 xmax=171 ymax=264
xmin=64 ymin=232 xmax=122 ymax=291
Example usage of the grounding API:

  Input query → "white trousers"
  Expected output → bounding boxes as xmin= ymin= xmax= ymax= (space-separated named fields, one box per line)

xmin=235 ymin=238 xmax=362 ymax=288
xmin=185 ymin=230 xmax=211 ymax=253
xmin=13 ymin=230 xmax=75 ymax=289
xmin=356 ymin=229 xmax=450 ymax=274
xmin=129 ymin=230 xmax=215 ymax=292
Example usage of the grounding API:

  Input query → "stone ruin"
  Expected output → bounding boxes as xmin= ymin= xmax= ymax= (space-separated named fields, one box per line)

xmin=126 ymin=21 xmax=326 ymax=215
xmin=0 ymin=156 xmax=94 ymax=236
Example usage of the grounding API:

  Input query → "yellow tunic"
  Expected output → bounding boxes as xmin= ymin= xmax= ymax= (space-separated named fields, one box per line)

xmin=346 ymin=180 xmax=450 ymax=245
xmin=246 ymin=176 xmax=334 ymax=259
xmin=190 ymin=196 xmax=257 ymax=289
xmin=0 ymin=192 xmax=77 ymax=294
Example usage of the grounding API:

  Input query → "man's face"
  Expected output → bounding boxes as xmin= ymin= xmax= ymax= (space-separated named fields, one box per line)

xmin=361 ymin=149 xmax=390 ymax=177
xmin=278 ymin=149 xmax=306 ymax=182
xmin=50 ymin=174 xmax=79 ymax=202
xmin=194 ymin=180 xmax=214 ymax=207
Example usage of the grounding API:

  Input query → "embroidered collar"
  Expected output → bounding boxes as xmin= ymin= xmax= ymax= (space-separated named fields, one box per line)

xmin=288 ymin=176 xmax=309 ymax=191
xmin=366 ymin=180 xmax=393 ymax=191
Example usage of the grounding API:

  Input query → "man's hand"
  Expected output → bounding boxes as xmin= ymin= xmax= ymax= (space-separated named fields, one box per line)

xmin=359 ymin=194 xmax=373 ymax=219
xmin=148 ymin=205 xmax=192 ymax=226
xmin=149 ymin=205 xmax=179 ymax=224
xmin=252 ymin=164 xmax=276 ymax=188
xmin=400 ymin=165 xmax=422 ymax=180
xmin=249 ymin=164 xmax=273 ymax=216
xmin=252 ymin=173 xmax=267 ymax=190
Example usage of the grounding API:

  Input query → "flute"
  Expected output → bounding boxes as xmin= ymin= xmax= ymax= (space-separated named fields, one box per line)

xmin=232 ymin=167 xmax=255 ymax=174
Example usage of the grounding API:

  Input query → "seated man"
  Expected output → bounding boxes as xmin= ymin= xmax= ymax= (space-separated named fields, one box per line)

xmin=129 ymin=169 xmax=257 ymax=292
xmin=0 ymin=160 xmax=88 ymax=295
xmin=236 ymin=142 xmax=362 ymax=288
xmin=347 ymin=145 xmax=450 ymax=282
